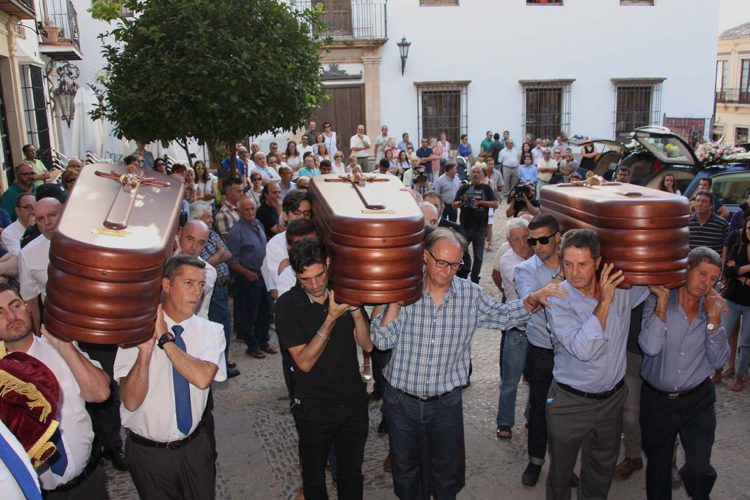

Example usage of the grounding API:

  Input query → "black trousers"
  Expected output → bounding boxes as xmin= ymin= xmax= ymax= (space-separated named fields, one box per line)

xmin=293 ymin=394 xmax=369 ymax=500
xmin=524 ymin=343 xmax=554 ymax=464
xmin=125 ymin=425 xmax=216 ymax=500
xmin=641 ymin=379 xmax=717 ymax=500
xmin=78 ymin=343 xmax=123 ymax=452
xmin=43 ymin=464 xmax=107 ymax=500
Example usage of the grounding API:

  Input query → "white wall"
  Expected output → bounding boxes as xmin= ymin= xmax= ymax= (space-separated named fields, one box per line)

xmin=380 ymin=0 xmax=719 ymax=150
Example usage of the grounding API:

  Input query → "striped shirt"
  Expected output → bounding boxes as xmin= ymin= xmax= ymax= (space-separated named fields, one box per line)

xmin=371 ymin=277 xmax=529 ymax=397
xmin=688 ymin=213 xmax=728 ymax=255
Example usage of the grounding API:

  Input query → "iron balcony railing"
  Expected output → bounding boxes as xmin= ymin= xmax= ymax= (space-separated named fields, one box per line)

xmin=43 ymin=0 xmax=80 ymax=51
xmin=716 ymin=88 xmax=750 ymax=105
xmin=292 ymin=0 xmax=387 ymax=40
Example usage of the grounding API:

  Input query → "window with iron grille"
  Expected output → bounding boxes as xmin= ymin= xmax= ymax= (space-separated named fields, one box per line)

xmin=415 ymin=82 xmax=469 ymax=147
xmin=20 ymin=65 xmax=52 ymax=168
xmin=612 ymin=79 xmax=663 ymax=140
xmin=741 ymin=59 xmax=750 ymax=101
xmin=521 ymin=80 xmax=572 ymax=142
xmin=716 ymin=60 xmax=729 ymax=92
xmin=420 ymin=0 xmax=459 ymax=5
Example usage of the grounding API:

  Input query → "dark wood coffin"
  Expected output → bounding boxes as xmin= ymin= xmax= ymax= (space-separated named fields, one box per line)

xmin=539 ymin=182 xmax=690 ymax=288
xmin=44 ymin=163 xmax=184 ymax=346
xmin=311 ymin=174 xmax=424 ymax=305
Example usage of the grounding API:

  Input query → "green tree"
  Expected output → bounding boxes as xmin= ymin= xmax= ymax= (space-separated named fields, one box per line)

xmin=91 ymin=0 xmax=327 ymax=178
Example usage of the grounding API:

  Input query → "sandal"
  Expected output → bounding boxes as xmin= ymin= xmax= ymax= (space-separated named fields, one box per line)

xmin=721 ymin=367 xmax=735 ymax=378
xmin=362 ymin=357 xmax=373 ymax=381
xmin=728 ymin=378 xmax=743 ymax=392
xmin=496 ymin=426 xmax=512 ymax=440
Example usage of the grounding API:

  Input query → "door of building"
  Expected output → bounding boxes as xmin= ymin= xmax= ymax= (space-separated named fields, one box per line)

xmin=311 ymin=84 xmax=365 ymax=159
xmin=312 ymin=0 xmax=353 ymax=37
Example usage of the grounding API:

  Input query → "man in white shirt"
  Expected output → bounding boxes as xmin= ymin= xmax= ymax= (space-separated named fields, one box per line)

xmin=499 ymin=139 xmax=520 ymax=197
xmin=537 ymin=148 xmax=558 ymax=197
xmin=115 ymin=255 xmax=226 ymax=500
xmin=297 ymin=135 xmax=314 ymax=159
xmin=350 ymin=124 xmax=371 ymax=172
xmin=0 ymin=283 xmax=111 ymax=497
xmin=532 ymin=138 xmax=544 ymax=165
xmin=177 ymin=220 xmax=216 ymax=319
xmin=1 ymin=193 xmax=34 ymax=254
xmin=492 ymin=218 xmax=534 ymax=440
xmin=434 ymin=162 xmax=462 ymax=222
xmin=375 ymin=125 xmax=393 ymax=161
xmin=19 ymin=197 xmax=61 ymax=333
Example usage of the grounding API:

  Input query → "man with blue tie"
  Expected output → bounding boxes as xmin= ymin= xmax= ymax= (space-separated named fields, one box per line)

xmin=0 ymin=283 xmax=110 ymax=498
xmin=115 ymin=255 xmax=227 ymax=499
xmin=546 ymin=229 xmax=653 ymax=500
xmin=639 ymin=247 xmax=728 ymax=500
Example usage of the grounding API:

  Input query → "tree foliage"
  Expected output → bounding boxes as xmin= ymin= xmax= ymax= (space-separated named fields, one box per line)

xmin=91 ymin=0 xmax=327 ymax=170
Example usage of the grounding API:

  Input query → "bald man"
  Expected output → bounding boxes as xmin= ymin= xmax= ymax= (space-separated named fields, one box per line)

xmin=19 ymin=197 xmax=61 ymax=333
xmin=420 ymin=202 xmax=439 ymax=228
xmin=177 ymin=220 xmax=217 ymax=319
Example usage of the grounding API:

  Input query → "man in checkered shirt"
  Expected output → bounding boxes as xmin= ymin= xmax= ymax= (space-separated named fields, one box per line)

xmin=371 ymin=227 xmax=564 ymax=500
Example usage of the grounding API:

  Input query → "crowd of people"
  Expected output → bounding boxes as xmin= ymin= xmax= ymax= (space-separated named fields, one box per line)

xmin=0 ymin=122 xmax=742 ymax=500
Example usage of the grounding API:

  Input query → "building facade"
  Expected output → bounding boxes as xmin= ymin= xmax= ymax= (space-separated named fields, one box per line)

xmin=715 ymin=21 xmax=750 ymax=146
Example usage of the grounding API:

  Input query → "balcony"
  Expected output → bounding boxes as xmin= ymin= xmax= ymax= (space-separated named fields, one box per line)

xmin=716 ymin=88 xmax=750 ymax=106
xmin=292 ymin=0 xmax=387 ymax=46
xmin=39 ymin=0 xmax=81 ymax=61
xmin=0 ymin=0 xmax=35 ymax=20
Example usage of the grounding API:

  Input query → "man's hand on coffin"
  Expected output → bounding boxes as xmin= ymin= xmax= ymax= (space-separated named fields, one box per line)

xmin=327 ymin=291 xmax=353 ymax=321
xmin=152 ymin=304 xmax=168 ymax=343
xmin=598 ymin=263 xmax=624 ymax=304
xmin=40 ymin=324 xmax=69 ymax=349
xmin=648 ymin=285 xmax=670 ymax=322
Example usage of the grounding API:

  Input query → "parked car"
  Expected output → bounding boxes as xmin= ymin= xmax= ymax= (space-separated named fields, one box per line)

xmin=683 ymin=164 xmax=750 ymax=216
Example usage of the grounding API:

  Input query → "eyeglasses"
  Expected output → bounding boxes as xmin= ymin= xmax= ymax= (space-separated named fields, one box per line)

xmin=427 ymin=249 xmax=463 ymax=270
xmin=251 ymin=177 xmax=262 ymax=181
xmin=63 ymin=177 xmax=77 ymax=184
xmin=526 ymin=231 xmax=558 ymax=246
xmin=292 ymin=209 xmax=312 ymax=217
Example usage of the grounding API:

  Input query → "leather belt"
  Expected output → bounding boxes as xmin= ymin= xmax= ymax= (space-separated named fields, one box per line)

xmin=643 ymin=378 xmax=708 ymax=400
xmin=397 ymin=387 xmax=457 ymax=402
xmin=128 ymin=412 xmax=208 ymax=450
xmin=557 ymin=379 xmax=625 ymax=400
xmin=45 ymin=447 xmax=100 ymax=493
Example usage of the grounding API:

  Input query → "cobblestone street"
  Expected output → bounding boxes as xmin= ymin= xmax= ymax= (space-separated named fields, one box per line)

xmin=104 ymin=204 xmax=750 ymax=500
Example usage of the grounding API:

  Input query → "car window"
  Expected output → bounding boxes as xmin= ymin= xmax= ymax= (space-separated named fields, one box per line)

xmin=645 ymin=169 xmax=695 ymax=194
xmin=710 ymin=172 xmax=750 ymax=206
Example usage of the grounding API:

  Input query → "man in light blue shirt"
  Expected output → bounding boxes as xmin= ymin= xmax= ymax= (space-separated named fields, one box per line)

xmin=639 ymin=247 xmax=728 ymax=500
xmin=433 ymin=162 xmax=462 ymax=222
xmin=546 ymin=229 xmax=652 ymax=500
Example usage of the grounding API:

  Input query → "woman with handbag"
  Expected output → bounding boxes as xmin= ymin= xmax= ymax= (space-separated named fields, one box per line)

xmin=725 ymin=216 xmax=750 ymax=391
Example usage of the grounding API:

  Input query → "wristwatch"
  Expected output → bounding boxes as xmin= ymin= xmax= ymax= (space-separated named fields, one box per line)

xmin=706 ymin=322 xmax=718 ymax=332
xmin=158 ymin=332 xmax=176 ymax=349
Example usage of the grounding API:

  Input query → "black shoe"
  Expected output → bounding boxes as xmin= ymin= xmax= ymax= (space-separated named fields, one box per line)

xmin=571 ymin=472 xmax=579 ymax=487
xmin=103 ymin=448 xmax=129 ymax=471
xmin=377 ymin=418 xmax=388 ymax=435
xmin=227 ymin=362 xmax=237 ymax=369
xmin=227 ymin=367 xmax=240 ymax=378
xmin=522 ymin=462 xmax=542 ymax=487
xmin=369 ymin=391 xmax=383 ymax=402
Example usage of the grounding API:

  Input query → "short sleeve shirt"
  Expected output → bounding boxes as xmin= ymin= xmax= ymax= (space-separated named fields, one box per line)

xmin=455 ymin=183 xmax=496 ymax=229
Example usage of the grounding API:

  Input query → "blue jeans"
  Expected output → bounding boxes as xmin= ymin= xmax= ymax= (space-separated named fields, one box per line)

xmin=496 ymin=328 xmax=528 ymax=429
xmin=234 ymin=275 xmax=270 ymax=353
xmin=727 ymin=300 xmax=750 ymax=375
xmin=383 ymin=381 xmax=465 ymax=500
xmin=208 ymin=284 xmax=232 ymax=358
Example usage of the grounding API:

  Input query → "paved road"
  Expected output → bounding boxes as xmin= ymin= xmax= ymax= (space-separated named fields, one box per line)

xmin=105 ymin=203 xmax=750 ymax=499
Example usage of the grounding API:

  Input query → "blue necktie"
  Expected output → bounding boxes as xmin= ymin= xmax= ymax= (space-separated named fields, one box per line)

xmin=172 ymin=325 xmax=193 ymax=435
xmin=0 ymin=431 xmax=42 ymax=499
xmin=48 ymin=429 xmax=68 ymax=477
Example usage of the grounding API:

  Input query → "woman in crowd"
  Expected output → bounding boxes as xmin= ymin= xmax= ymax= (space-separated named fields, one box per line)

xmin=183 ymin=166 xmax=197 ymax=203
xmin=658 ymin=173 xmax=681 ymax=195
xmin=61 ymin=167 xmax=79 ymax=193
xmin=579 ymin=142 xmax=599 ymax=171
xmin=478 ymin=161 xmax=497 ymax=252
xmin=384 ymin=148 xmax=400 ymax=176
xmin=458 ymin=134 xmax=472 ymax=162
xmin=153 ymin=158 xmax=167 ymax=174
xmin=316 ymin=141 xmax=331 ymax=164
xmin=322 ymin=121 xmax=338 ymax=155
xmin=331 ymin=151 xmax=347 ymax=174
xmin=285 ymin=141 xmax=301 ymax=171
xmin=249 ymin=173 xmax=264 ymax=205
xmin=518 ymin=142 xmax=534 ymax=166
xmin=726 ymin=216 xmax=750 ymax=391
xmin=430 ymin=138 xmax=443 ymax=178
xmin=397 ymin=150 xmax=411 ymax=175
xmin=194 ymin=160 xmax=216 ymax=204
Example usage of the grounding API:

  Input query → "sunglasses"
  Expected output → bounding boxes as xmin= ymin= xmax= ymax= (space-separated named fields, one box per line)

xmin=526 ymin=231 xmax=558 ymax=246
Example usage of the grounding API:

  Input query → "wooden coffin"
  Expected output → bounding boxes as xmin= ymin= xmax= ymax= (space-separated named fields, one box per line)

xmin=44 ymin=163 xmax=184 ymax=346
xmin=540 ymin=182 xmax=690 ymax=287
xmin=311 ymin=174 xmax=424 ymax=305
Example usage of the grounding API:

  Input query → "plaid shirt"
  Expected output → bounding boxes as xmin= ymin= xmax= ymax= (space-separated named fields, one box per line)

xmin=200 ymin=230 xmax=231 ymax=286
xmin=214 ymin=201 xmax=239 ymax=240
xmin=371 ymin=277 xmax=529 ymax=397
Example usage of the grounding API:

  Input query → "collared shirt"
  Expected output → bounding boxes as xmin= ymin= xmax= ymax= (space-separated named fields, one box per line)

xmin=30 ymin=159 xmax=48 ymax=187
xmin=434 ymin=173 xmax=462 ymax=205
xmin=27 ymin=336 xmax=98 ymax=490
xmin=197 ymin=258 xmax=216 ymax=319
xmin=214 ymin=201 xmax=240 ymax=240
xmin=371 ymin=277 xmax=529 ymax=397
xmin=515 ymin=254 xmax=558 ymax=349
xmin=19 ymin=236 xmax=50 ymax=302
xmin=0 ymin=420 xmax=39 ymax=499
xmin=297 ymin=166 xmax=320 ymax=178
xmin=499 ymin=147 xmax=519 ymax=168
xmin=532 ymin=146 xmax=544 ymax=164
xmin=480 ymin=138 xmax=493 ymax=154
xmin=495 ymin=248 xmax=526 ymax=303
xmin=219 ymin=158 xmax=246 ymax=178
xmin=200 ymin=230 xmax=231 ymax=286
xmin=263 ymin=231 xmax=288 ymax=288
xmin=114 ymin=313 xmax=226 ymax=442
xmin=280 ymin=181 xmax=296 ymax=199
xmin=537 ymin=158 xmax=558 ymax=182
xmin=688 ymin=213 xmax=728 ymax=255
xmin=350 ymin=134 xmax=371 ymax=159
xmin=0 ymin=183 xmax=34 ymax=223
xmin=226 ymin=218 xmax=267 ymax=272
xmin=1 ymin=219 xmax=26 ymax=254
xmin=251 ymin=165 xmax=280 ymax=181
xmin=639 ymin=290 xmax=729 ymax=392
xmin=548 ymin=281 xmax=650 ymax=393
xmin=518 ymin=164 xmax=538 ymax=184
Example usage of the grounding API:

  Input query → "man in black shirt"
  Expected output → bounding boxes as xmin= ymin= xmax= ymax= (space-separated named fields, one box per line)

xmin=256 ymin=182 xmax=284 ymax=240
xmin=452 ymin=166 xmax=498 ymax=283
xmin=275 ymin=238 xmax=372 ymax=500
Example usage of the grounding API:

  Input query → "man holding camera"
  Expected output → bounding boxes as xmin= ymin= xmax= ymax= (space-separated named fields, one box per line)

xmin=505 ymin=183 xmax=540 ymax=219
xmin=452 ymin=165 xmax=498 ymax=284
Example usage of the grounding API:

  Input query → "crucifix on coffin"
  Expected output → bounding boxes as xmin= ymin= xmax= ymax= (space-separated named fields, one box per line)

xmin=94 ymin=170 xmax=171 ymax=230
